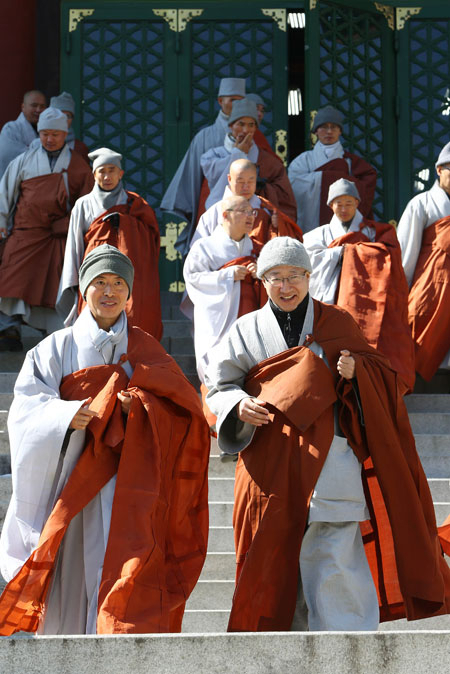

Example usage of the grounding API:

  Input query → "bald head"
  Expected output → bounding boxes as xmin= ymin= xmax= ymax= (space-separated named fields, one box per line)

xmin=227 ymin=159 xmax=257 ymax=199
xmin=221 ymin=195 xmax=256 ymax=241
xmin=22 ymin=90 xmax=47 ymax=126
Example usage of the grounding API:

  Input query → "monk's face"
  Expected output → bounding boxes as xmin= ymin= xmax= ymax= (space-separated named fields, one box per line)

xmin=22 ymin=92 xmax=46 ymax=125
xmin=315 ymin=122 xmax=341 ymax=146
xmin=39 ymin=129 xmax=68 ymax=152
xmin=223 ymin=202 xmax=256 ymax=241
xmin=94 ymin=164 xmax=124 ymax=191
xmin=227 ymin=168 xmax=257 ymax=198
xmin=86 ymin=273 xmax=129 ymax=330
xmin=330 ymin=195 xmax=359 ymax=223
xmin=262 ymin=264 xmax=310 ymax=313
xmin=217 ymin=95 xmax=244 ymax=116
xmin=437 ymin=165 xmax=450 ymax=196
xmin=229 ymin=116 xmax=257 ymax=144
xmin=62 ymin=110 xmax=74 ymax=128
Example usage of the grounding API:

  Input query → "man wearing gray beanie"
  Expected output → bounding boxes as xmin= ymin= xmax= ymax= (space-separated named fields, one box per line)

xmin=288 ymin=104 xmax=376 ymax=233
xmin=303 ymin=177 xmax=414 ymax=391
xmin=0 ymin=107 xmax=94 ymax=351
xmin=396 ymin=141 xmax=450 ymax=381
xmin=0 ymin=243 xmax=210 ymax=636
xmin=57 ymin=145 xmax=162 ymax=340
xmin=204 ymin=234 xmax=450 ymax=633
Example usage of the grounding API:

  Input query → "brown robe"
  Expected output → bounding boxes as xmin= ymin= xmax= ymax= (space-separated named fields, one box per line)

xmin=329 ymin=220 xmax=415 ymax=393
xmin=407 ymin=216 xmax=450 ymax=380
xmin=317 ymin=152 xmax=377 ymax=226
xmin=228 ymin=301 xmax=450 ymax=631
xmin=77 ymin=192 xmax=162 ymax=340
xmin=0 ymin=151 xmax=94 ymax=307
xmin=0 ymin=326 xmax=210 ymax=636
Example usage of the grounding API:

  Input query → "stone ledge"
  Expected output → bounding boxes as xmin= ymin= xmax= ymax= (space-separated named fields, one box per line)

xmin=1 ymin=631 xmax=450 ymax=674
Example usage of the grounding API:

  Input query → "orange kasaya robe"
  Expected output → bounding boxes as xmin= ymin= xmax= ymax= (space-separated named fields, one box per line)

xmin=77 ymin=192 xmax=163 ymax=341
xmin=407 ymin=216 xmax=450 ymax=381
xmin=0 ymin=152 xmax=94 ymax=308
xmin=329 ymin=220 xmax=415 ymax=393
xmin=228 ymin=300 xmax=450 ymax=632
xmin=317 ymin=152 xmax=377 ymax=226
xmin=0 ymin=327 xmax=210 ymax=636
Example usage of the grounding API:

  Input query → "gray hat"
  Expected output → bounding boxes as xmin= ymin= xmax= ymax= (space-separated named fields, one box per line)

xmin=327 ymin=178 xmax=360 ymax=205
xmin=246 ymin=93 xmax=265 ymax=107
xmin=312 ymin=105 xmax=344 ymax=132
xmin=50 ymin=92 xmax=75 ymax=115
xmin=37 ymin=107 xmax=69 ymax=132
xmin=88 ymin=147 xmax=123 ymax=171
xmin=218 ymin=77 xmax=246 ymax=97
xmin=436 ymin=141 xmax=450 ymax=168
xmin=79 ymin=244 xmax=134 ymax=298
xmin=228 ymin=98 xmax=259 ymax=127
xmin=257 ymin=237 xmax=312 ymax=278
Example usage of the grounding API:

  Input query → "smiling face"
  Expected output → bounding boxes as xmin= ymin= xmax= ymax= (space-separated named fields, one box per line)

xmin=330 ymin=195 xmax=359 ymax=223
xmin=94 ymin=164 xmax=124 ymax=191
xmin=315 ymin=122 xmax=342 ymax=145
xmin=262 ymin=264 xmax=310 ymax=313
xmin=85 ymin=273 xmax=129 ymax=330
xmin=229 ymin=116 xmax=257 ymax=143
xmin=22 ymin=91 xmax=47 ymax=125
xmin=39 ymin=129 xmax=68 ymax=152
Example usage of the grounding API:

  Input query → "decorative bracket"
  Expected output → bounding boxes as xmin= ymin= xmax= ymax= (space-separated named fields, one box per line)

xmin=310 ymin=0 xmax=318 ymax=9
xmin=396 ymin=7 xmax=422 ymax=30
xmin=261 ymin=9 xmax=286 ymax=32
xmin=153 ymin=9 xmax=203 ymax=32
xmin=309 ymin=109 xmax=318 ymax=145
xmin=69 ymin=9 xmax=94 ymax=32
xmin=374 ymin=4 xmax=394 ymax=30
xmin=169 ymin=281 xmax=186 ymax=293
xmin=161 ymin=221 xmax=186 ymax=261
xmin=275 ymin=130 xmax=288 ymax=166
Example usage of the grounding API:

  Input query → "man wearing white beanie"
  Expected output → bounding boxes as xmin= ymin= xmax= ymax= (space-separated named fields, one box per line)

xmin=34 ymin=91 xmax=90 ymax=164
xmin=303 ymin=177 xmax=415 ymax=392
xmin=397 ymin=141 xmax=450 ymax=382
xmin=205 ymin=235 xmax=450 ymax=633
xmin=0 ymin=107 xmax=93 ymax=349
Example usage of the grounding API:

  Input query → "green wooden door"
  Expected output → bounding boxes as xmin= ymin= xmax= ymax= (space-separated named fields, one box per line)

xmin=61 ymin=2 xmax=289 ymax=291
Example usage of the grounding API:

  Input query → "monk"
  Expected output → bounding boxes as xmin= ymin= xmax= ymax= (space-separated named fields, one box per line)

xmin=0 ymin=89 xmax=47 ymax=177
xmin=0 ymin=244 xmax=209 ymax=636
xmin=288 ymin=105 xmax=377 ymax=232
xmin=304 ymin=178 xmax=415 ymax=392
xmin=205 ymin=236 xmax=450 ymax=632
xmin=0 ymin=107 xmax=94 ymax=350
xmin=397 ymin=141 xmax=450 ymax=381
xmin=57 ymin=147 xmax=162 ymax=340
xmin=45 ymin=92 xmax=89 ymax=163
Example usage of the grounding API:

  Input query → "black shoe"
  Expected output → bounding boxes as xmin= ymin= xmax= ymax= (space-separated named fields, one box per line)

xmin=0 ymin=328 xmax=23 ymax=352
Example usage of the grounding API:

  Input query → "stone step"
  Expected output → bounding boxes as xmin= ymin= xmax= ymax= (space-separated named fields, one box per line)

xmin=415 ymin=435 xmax=450 ymax=478
xmin=408 ymin=412 xmax=450 ymax=434
xmin=161 ymin=336 xmax=194 ymax=355
xmin=163 ymin=320 xmax=192 ymax=338
xmin=186 ymin=580 xmax=234 ymax=610
xmin=2 ymin=631 xmax=450 ymax=674
xmin=196 ymin=552 xmax=235 ymax=580
xmin=404 ymin=393 xmax=450 ymax=412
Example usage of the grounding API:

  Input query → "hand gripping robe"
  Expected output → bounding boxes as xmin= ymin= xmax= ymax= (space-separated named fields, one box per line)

xmin=397 ymin=181 xmax=450 ymax=380
xmin=57 ymin=185 xmax=162 ymax=339
xmin=205 ymin=298 xmax=450 ymax=631
xmin=0 ymin=307 xmax=210 ymax=635
xmin=304 ymin=211 xmax=415 ymax=392
xmin=0 ymin=144 xmax=94 ymax=329
xmin=288 ymin=140 xmax=377 ymax=232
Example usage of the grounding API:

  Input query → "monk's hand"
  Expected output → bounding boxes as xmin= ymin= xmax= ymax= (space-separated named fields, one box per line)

xmin=247 ymin=261 xmax=258 ymax=279
xmin=237 ymin=397 xmax=270 ymax=426
xmin=233 ymin=265 xmax=249 ymax=281
xmin=69 ymin=397 xmax=98 ymax=430
xmin=117 ymin=390 xmax=132 ymax=416
xmin=235 ymin=133 xmax=253 ymax=154
xmin=270 ymin=210 xmax=279 ymax=230
xmin=337 ymin=350 xmax=356 ymax=379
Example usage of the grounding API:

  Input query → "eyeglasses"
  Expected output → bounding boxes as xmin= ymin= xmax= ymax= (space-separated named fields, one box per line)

xmin=226 ymin=209 xmax=258 ymax=217
xmin=264 ymin=272 xmax=309 ymax=287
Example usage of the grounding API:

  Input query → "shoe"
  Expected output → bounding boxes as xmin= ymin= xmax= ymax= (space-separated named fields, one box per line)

xmin=0 ymin=328 xmax=23 ymax=352
xmin=220 ymin=451 xmax=238 ymax=463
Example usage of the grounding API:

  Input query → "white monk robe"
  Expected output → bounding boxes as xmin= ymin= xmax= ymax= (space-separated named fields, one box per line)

xmin=160 ymin=111 xmax=230 ymax=254
xmin=0 ymin=112 xmax=39 ymax=178
xmin=204 ymin=298 xmax=378 ymax=630
xmin=0 ymin=144 xmax=75 ymax=332
xmin=191 ymin=187 xmax=261 ymax=246
xmin=57 ymin=183 xmax=128 ymax=325
xmin=201 ymin=134 xmax=259 ymax=210
xmin=303 ymin=210 xmax=374 ymax=303
xmin=183 ymin=225 xmax=253 ymax=382
xmin=397 ymin=180 xmax=450 ymax=286
xmin=0 ymin=306 xmax=132 ymax=634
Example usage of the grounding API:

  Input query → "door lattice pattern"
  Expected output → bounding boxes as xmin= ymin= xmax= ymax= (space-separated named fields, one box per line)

xmin=318 ymin=3 xmax=385 ymax=219
xmin=408 ymin=20 xmax=450 ymax=194
xmin=190 ymin=20 xmax=276 ymax=144
xmin=80 ymin=20 xmax=165 ymax=209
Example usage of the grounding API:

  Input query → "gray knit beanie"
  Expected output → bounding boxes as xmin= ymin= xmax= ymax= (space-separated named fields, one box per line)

xmin=79 ymin=244 xmax=134 ymax=298
xmin=37 ymin=107 xmax=69 ymax=132
xmin=436 ymin=141 xmax=450 ymax=168
xmin=257 ymin=237 xmax=312 ymax=279
xmin=312 ymin=105 xmax=344 ymax=133
xmin=228 ymin=98 xmax=259 ymax=127
xmin=327 ymin=178 xmax=360 ymax=205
